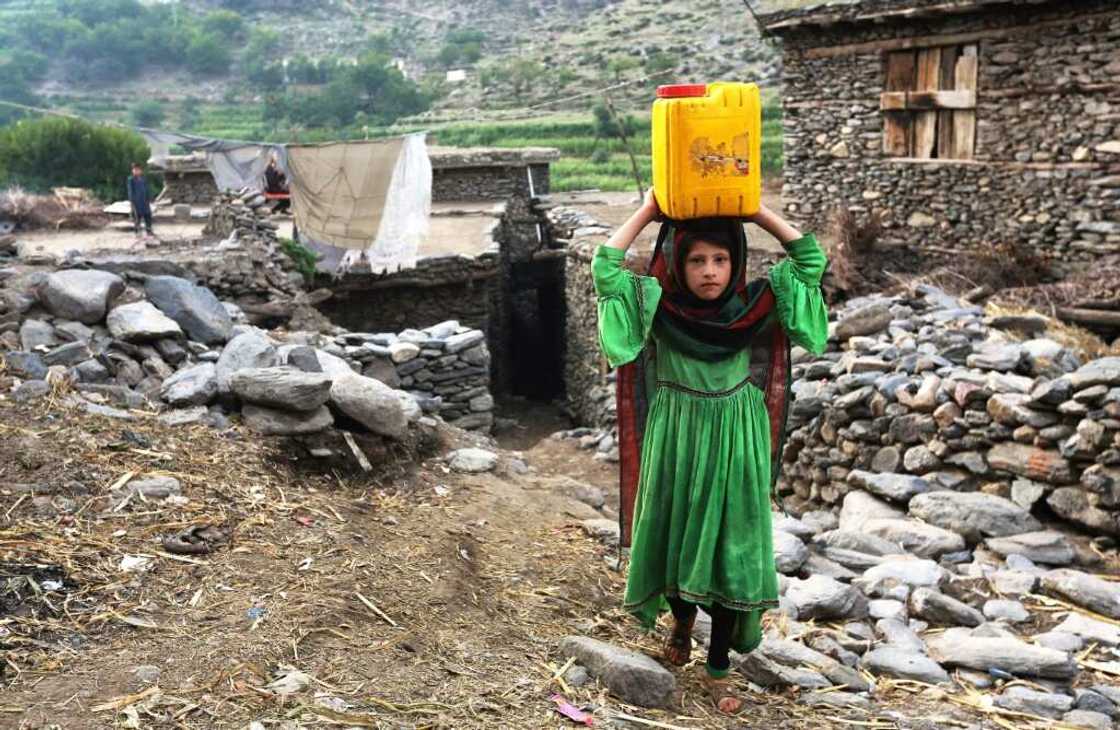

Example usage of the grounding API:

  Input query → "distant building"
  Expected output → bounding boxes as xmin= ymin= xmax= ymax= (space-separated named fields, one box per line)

xmin=758 ymin=0 xmax=1120 ymax=260
xmin=446 ymin=69 xmax=468 ymax=84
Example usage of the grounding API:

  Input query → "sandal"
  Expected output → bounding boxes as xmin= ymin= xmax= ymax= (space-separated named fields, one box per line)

xmin=700 ymin=670 xmax=744 ymax=715
xmin=662 ymin=612 xmax=695 ymax=666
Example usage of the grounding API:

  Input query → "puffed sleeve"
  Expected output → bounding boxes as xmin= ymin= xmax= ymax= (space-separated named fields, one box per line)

xmin=768 ymin=233 xmax=829 ymax=355
xmin=592 ymin=245 xmax=663 ymax=368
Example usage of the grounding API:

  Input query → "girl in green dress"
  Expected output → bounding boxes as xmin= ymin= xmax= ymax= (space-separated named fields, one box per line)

xmin=592 ymin=191 xmax=828 ymax=713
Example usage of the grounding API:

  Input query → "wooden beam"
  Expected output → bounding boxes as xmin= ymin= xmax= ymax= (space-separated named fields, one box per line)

xmin=787 ymin=81 xmax=1120 ymax=109
xmin=950 ymin=49 xmax=979 ymax=159
xmin=800 ymin=11 xmax=1117 ymax=59
xmin=937 ymin=45 xmax=961 ymax=159
xmin=1056 ymin=307 xmax=1120 ymax=329
xmin=880 ymin=91 xmax=908 ymax=110
xmin=879 ymin=90 xmax=977 ymax=110
xmin=912 ymin=47 xmax=942 ymax=159
xmin=883 ymin=52 xmax=916 ymax=156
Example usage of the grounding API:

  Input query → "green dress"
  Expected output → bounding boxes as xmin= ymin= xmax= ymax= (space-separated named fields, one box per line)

xmin=592 ymin=234 xmax=829 ymax=653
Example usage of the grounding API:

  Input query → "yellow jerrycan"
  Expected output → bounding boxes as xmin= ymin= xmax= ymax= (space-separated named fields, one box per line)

xmin=651 ymin=82 xmax=762 ymax=220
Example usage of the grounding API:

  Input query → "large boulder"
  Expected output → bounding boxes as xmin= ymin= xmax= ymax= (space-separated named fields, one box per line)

xmin=838 ymin=491 xmax=905 ymax=531
xmin=229 ymin=367 xmax=333 ymax=411
xmin=786 ymin=575 xmax=868 ymax=621
xmin=1066 ymin=357 xmax=1120 ymax=389
xmin=38 ymin=269 xmax=124 ymax=324
xmin=106 ymin=302 xmax=183 ymax=342
xmin=559 ymin=636 xmax=675 ymax=708
xmin=144 ymin=276 xmax=233 ymax=344
xmin=773 ymin=530 xmax=809 ymax=574
xmin=862 ymin=518 xmax=965 ymax=558
xmin=908 ymin=491 xmax=1041 ymax=543
xmin=215 ymin=332 xmax=278 ymax=395
xmin=985 ymin=531 xmax=1076 ymax=566
xmin=847 ymin=470 xmax=932 ymax=503
xmin=329 ymin=372 xmax=408 ymax=439
xmin=860 ymin=647 xmax=950 ymax=685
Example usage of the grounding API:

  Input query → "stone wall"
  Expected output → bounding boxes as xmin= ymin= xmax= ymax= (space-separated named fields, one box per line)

xmin=781 ymin=287 xmax=1120 ymax=538
xmin=762 ymin=0 xmax=1120 ymax=259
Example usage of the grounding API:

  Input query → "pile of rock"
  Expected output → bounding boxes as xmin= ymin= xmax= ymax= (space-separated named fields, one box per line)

xmin=204 ymin=191 xmax=281 ymax=249
xmin=782 ymin=285 xmax=1120 ymax=537
xmin=1 ymin=266 xmax=497 ymax=440
xmin=574 ymin=489 xmax=1120 ymax=726
xmin=334 ymin=321 xmax=495 ymax=432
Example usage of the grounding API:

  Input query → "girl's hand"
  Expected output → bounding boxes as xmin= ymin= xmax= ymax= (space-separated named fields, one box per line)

xmin=639 ymin=188 xmax=662 ymax=223
xmin=746 ymin=203 xmax=802 ymax=245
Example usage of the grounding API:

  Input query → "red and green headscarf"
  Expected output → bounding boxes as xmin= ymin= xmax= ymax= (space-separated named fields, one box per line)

xmin=616 ymin=218 xmax=792 ymax=547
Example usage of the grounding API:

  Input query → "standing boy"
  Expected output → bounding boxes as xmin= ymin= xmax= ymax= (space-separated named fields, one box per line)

xmin=127 ymin=162 xmax=154 ymax=236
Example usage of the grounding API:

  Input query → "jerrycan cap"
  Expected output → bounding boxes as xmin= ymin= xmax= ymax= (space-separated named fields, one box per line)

xmin=656 ymin=84 xmax=708 ymax=98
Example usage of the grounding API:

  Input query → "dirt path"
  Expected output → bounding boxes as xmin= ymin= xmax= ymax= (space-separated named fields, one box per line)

xmin=0 ymin=395 xmax=984 ymax=729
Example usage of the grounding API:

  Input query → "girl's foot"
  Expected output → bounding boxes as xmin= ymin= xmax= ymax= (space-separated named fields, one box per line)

xmin=662 ymin=612 xmax=695 ymax=666
xmin=700 ymin=670 xmax=743 ymax=715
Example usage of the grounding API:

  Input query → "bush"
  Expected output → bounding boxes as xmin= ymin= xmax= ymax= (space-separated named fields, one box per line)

xmin=186 ymin=32 xmax=232 ymax=76
xmin=201 ymin=10 xmax=244 ymax=40
xmin=0 ymin=117 xmax=151 ymax=203
xmin=130 ymin=100 xmax=166 ymax=128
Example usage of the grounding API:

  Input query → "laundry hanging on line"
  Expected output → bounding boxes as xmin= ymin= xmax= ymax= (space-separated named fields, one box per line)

xmin=137 ymin=128 xmax=431 ymax=276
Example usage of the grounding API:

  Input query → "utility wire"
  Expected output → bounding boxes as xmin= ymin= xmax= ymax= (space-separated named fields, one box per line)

xmin=742 ymin=0 xmax=775 ymax=38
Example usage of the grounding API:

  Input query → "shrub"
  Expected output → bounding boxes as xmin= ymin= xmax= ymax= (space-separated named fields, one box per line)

xmin=130 ymin=100 xmax=166 ymax=128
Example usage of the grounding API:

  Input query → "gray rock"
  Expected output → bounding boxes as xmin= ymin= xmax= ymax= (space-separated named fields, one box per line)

xmin=580 ymin=518 xmax=620 ymax=546
xmin=444 ymin=330 xmax=485 ymax=354
xmin=799 ymin=691 xmax=872 ymax=710
xmin=839 ymin=491 xmax=905 ymax=531
xmin=329 ymin=372 xmax=408 ymax=438
xmin=814 ymin=530 xmax=905 ymax=556
xmin=903 ymin=445 xmax=941 ymax=473
xmin=1067 ymin=357 xmax=1120 ymax=389
xmin=114 ymin=476 xmax=181 ymax=500
xmin=860 ymin=647 xmax=950 ymax=684
xmin=786 ymin=574 xmax=868 ymax=621
xmin=1091 ymin=685 xmax=1120 ymax=712
xmin=869 ymin=599 xmax=907 ymax=621
xmin=847 ymin=470 xmax=931 ymax=503
xmin=20 ymin=319 xmax=58 ymax=351
xmin=38 ymin=269 xmax=124 ymax=324
xmin=559 ymin=636 xmax=675 ymax=708
xmin=759 ymin=637 xmax=871 ymax=692
xmin=739 ymin=651 xmax=831 ymax=690
xmin=43 ymin=341 xmax=92 ymax=367
xmin=835 ymin=303 xmax=892 ymax=340
xmin=563 ymin=664 xmax=591 ymax=689
xmin=229 ymin=367 xmax=333 ymax=411
xmin=216 ymin=332 xmax=278 ymax=395
xmin=1052 ymin=613 xmax=1120 ymax=646
xmin=993 ymin=686 xmax=1073 ymax=719
xmin=144 ymin=276 xmax=232 ymax=344
xmin=909 ymin=587 xmax=984 ymax=627
xmin=73 ymin=358 xmax=109 ymax=383
xmin=1010 ymin=478 xmax=1049 ymax=510
xmin=242 ymin=404 xmax=333 ymax=435
xmin=982 ymin=599 xmax=1030 ymax=623
xmin=966 ymin=342 xmax=1022 ymax=371
xmin=773 ymin=515 xmax=815 ymax=540
xmin=161 ymin=363 xmax=217 ymax=406
xmin=1061 ymin=710 xmax=1112 ymax=730
xmin=871 ymin=446 xmax=902 ymax=473
xmin=1047 ymin=488 xmax=1119 ymax=537
xmin=908 ymin=491 xmax=1041 ymax=543
xmin=773 ymin=530 xmax=809 ymax=574
xmin=83 ymin=402 xmax=135 ymax=420
xmin=1034 ymin=631 xmax=1085 ymax=653
xmin=287 ymin=346 xmax=324 ymax=373
xmin=988 ymin=442 xmax=1073 ymax=484
xmin=448 ymin=448 xmax=498 ymax=473
xmin=863 ymin=518 xmax=966 ymax=558
xmin=875 ymin=618 xmax=927 ymax=653
xmin=158 ymin=406 xmax=209 ymax=427
xmin=800 ymin=510 xmax=839 ymax=534
xmin=4 ymin=351 xmax=47 ymax=380
xmin=107 ymin=302 xmax=183 ymax=342
xmin=990 ymin=570 xmax=1040 ymax=595
xmin=801 ymin=552 xmax=859 ymax=582
xmin=985 ymin=531 xmax=1075 ymax=566
xmin=926 ymin=627 xmax=1078 ymax=679
xmin=12 ymin=380 xmax=50 ymax=402
xmin=1041 ymin=569 xmax=1120 ymax=619
xmin=861 ymin=557 xmax=946 ymax=588
xmin=1074 ymin=689 xmax=1116 ymax=719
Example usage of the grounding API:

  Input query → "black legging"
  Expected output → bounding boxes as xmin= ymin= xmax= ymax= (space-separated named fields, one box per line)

xmin=666 ymin=595 xmax=736 ymax=672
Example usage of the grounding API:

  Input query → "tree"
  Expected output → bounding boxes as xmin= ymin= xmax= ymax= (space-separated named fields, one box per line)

xmin=130 ymin=100 xmax=165 ymax=128
xmin=507 ymin=59 xmax=545 ymax=100
xmin=606 ymin=55 xmax=639 ymax=82
xmin=644 ymin=51 xmax=678 ymax=75
xmin=186 ymin=32 xmax=231 ymax=76
xmin=0 ymin=117 xmax=151 ymax=203
xmin=201 ymin=10 xmax=244 ymax=40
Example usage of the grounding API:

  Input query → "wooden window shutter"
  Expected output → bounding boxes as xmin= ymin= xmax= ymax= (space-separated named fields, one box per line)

xmin=881 ymin=43 xmax=978 ymax=159
xmin=883 ymin=51 xmax=916 ymax=156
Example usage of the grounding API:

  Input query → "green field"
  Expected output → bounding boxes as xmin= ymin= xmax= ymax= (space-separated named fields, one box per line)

xmin=45 ymin=98 xmax=784 ymax=193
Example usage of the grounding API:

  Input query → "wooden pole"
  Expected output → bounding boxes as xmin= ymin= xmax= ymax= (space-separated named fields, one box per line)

xmin=602 ymin=94 xmax=645 ymax=198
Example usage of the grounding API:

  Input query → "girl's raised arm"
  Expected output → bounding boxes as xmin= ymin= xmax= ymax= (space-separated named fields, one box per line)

xmin=605 ymin=189 xmax=661 ymax=251
xmin=746 ymin=203 xmax=803 ymax=246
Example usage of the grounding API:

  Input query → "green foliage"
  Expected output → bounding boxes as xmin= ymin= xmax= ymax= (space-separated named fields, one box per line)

xmin=175 ymin=98 xmax=201 ymax=131
xmin=0 ymin=116 xmax=150 ymax=202
xmin=279 ymin=236 xmax=319 ymax=282
xmin=644 ymin=51 xmax=678 ymax=74
xmin=201 ymin=9 xmax=243 ymax=40
xmin=592 ymin=103 xmax=638 ymax=140
xmin=0 ymin=51 xmax=47 ymax=125
xmin=129 ymin=99 xmax=165 ymax=128
xmin=246 ymin=28 xmax=283 ymax=61
xmin=481 ymin=59 xmax=545 ymax=100
xmin=606 ymin=55 xmax=639 ymax=82
xmin=186 ymin=32 xmax=231 ymax=76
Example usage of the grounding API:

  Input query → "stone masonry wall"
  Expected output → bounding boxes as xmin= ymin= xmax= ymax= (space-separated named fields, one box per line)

xmin=769 ymin=0 xmax=1120 ymax=259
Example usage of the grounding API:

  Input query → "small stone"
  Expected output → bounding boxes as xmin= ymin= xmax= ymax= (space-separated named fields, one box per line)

xmin=1052 ymin=612 xmax=1120 ymax=647
xmin=448 ymin=448 xmax=498 ymax=473
xmin=860 ymin=557 xmax=946 ymax=588
xmin=388 ymin=342 xmax=421 ymax=364
xmin=838 ymin=490 xmax=904 ymax=531
xmin=869 ymin=599 xmax=907 ymax=621
xmin=1041 ymin=569 xmax=1120 ymax=619
xmin=991 ymin=570 xmax=1039 ymax=595
xmin=786 ymin=574 xmax=868 ymax=621
xmin=773 ymin=530 xmax=809 ymax=574
xmin=1035 ymin=631 xmax=1085 ymax=653
xmin=242 ymin=404 xmax=333 ymax=435
xmin=847 ymin=470 xmax=931 ymax=502
xmin=1061 ymin=710 xmax=1112 ymax=730
xmin=875 ymin=617 xmax=927 ymax=653
xmin=860 ymin=647 xmax=950 ymax=684
xmin=986 ymin=531 xmax=1075 ymax=566
xmin=909 ymin=587 xmax=984 ymax=627
xmin=863 ymin=518 xmax=965 ymax=558
xmin=983 ymin=599 xmax=1030 ymax=623
xmin=107 ymin=302 xmax=183 ymax=342
xmin=161 ymin=363 xmax=218 ymax=407
xmin=330 ymin=372 xmax=408 ymax=439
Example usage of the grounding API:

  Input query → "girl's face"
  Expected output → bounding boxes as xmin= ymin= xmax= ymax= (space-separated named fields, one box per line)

xmin=683 ymin=239 xmax=732 ymax=301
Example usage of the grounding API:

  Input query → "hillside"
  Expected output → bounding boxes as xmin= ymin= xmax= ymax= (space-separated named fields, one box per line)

xmin=1 ymin=0 xmax=789 ymax=119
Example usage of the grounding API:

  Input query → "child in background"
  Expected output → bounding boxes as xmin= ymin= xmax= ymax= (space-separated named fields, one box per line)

xmin=593 ymin=190 xmax=828 ymax=713
xmin=127 ymin=162 xmax=154 ymax=237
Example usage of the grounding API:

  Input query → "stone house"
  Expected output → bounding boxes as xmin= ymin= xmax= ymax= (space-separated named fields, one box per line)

xmin=757 ymin=0 xmax=1120 ymax=259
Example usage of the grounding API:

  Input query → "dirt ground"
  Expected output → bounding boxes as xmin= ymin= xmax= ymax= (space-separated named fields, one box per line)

xmin=0 ymin=391 xmax=1055 ymax=730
